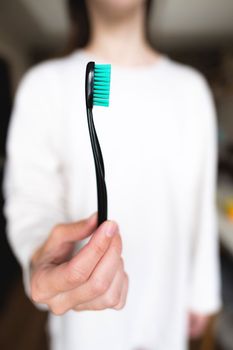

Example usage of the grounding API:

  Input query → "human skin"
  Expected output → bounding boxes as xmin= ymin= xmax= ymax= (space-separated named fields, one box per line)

xmin=30 ymin=212 xmax=129 ymax=315
xmin=188 ymin=312 xmax=210 ymax=339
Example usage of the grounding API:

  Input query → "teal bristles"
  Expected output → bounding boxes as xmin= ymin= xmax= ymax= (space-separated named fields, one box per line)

xmin=93 ymin=64 xmax=111 ymax=107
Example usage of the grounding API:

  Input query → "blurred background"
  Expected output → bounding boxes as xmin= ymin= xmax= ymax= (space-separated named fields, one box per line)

xmin=0 ymin=0 xmax=233 ymax=349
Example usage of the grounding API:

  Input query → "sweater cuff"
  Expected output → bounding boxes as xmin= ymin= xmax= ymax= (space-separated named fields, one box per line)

xmin=188 ymin=279 xmax=222 ymax=315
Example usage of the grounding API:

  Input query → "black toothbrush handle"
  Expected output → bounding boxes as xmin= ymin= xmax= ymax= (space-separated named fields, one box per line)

xmin=87 ymin=108 xmax=108 ymax=226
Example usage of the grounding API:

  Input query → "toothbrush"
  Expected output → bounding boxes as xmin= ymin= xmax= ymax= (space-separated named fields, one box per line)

xmin=85 ymin=62 xmax=111 ymax=227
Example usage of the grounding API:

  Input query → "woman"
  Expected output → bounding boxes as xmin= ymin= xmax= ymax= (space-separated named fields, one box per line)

xmin=3 ymin=0 xmax=221 ymax=349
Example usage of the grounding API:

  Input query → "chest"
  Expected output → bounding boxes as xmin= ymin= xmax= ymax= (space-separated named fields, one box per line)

xmin=61 ymin=82 xmax=201 ymax=223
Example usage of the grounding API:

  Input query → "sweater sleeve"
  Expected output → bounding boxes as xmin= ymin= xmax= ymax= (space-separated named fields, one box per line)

xmin=188 ymin=74 xmax=222 ymax=314
xmin=2 ymin=64 xmax=67 ymax=310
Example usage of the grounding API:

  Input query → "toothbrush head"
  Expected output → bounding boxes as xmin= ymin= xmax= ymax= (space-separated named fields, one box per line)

xmin=85 ymin=62 xmax=111 ymax=109
xmin=93 ymin=64 xmax=111 ymax=107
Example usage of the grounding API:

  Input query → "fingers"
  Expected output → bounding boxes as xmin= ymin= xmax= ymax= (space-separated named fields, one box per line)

xmin=49 ymin=235 xmax=123 ymax=313
xmin=74 ymin=232 xmax=122 ymax=303
xmin=46 ymin=212 xmax=99 ymax=251
xmin=31 ymin=212 xmax=99 ymax=266
xmin=73 ymin=261 xmax=128 ymax=312
xmin=113 ymin=272 xmax=129 ymax=310
xmin=31 ymin=220 xmax=119 ymax=302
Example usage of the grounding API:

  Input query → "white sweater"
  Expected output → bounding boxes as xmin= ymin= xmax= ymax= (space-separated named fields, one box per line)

xmin=3 ymin=49 xmax=221 ymax=350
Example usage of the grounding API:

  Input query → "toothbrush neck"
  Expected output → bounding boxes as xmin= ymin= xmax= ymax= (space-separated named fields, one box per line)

xmin=84 ymin=1 xmax=156 ymax=66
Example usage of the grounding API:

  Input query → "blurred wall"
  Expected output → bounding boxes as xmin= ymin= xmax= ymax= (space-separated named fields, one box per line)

xmin=0 ymin=32 xmax=29 ymax=91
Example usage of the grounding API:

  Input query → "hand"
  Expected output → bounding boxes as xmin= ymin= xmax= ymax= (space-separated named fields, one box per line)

xmin=30 ymin=212 xmax=129 ymax=315
xmin=188 ymin=312 xmax=210 ymax=339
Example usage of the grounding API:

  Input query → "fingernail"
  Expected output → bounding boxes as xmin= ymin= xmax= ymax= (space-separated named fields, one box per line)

xmin=105 ymin=221 xmax=117 ymax=237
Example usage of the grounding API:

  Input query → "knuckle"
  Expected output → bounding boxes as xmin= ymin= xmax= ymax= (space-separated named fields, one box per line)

xmin=105 ymin=292 xmax=121 ymax=308
xmin=113 ymin=275 xmax=129 ymax=311
xmin=91 ymin=277 xmax=110 ymax=295
xmin=67 ymin=263 xmax=87 ymax=285
xmin=30 ymin=275 xmax=45 ymax=303
xmin=52 ymin=223 xmax=65 ymax=239
xmin=113 ymin=301 xmax=125 ymax=310
xmin=93 ymin=242 xmax=106 ymax=257
xmin=31 ymin=286 xmax=42 ymax=304
xmin=50 ymin=303 xmax=66 ymax=316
